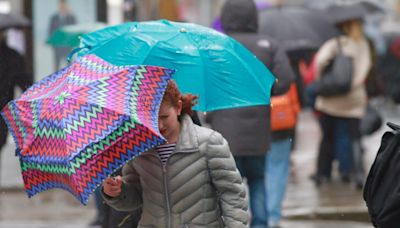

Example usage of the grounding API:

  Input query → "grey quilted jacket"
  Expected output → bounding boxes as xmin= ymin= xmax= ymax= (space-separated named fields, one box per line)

xmin=103 ymin=115 xmax=249 ymax=228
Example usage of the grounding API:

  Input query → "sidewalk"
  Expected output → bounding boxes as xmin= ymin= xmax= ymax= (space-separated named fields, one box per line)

xmin=1 ymin=102 xmax=398 ymax=227
xmin=280 ymin=102 xmax=399 ymax=226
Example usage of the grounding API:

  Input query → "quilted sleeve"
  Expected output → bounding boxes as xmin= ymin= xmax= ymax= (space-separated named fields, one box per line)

xmin=206 ymin=131 xmax=249 ymax=227
xmin=102 ymin=161 xmax=143 ymax=211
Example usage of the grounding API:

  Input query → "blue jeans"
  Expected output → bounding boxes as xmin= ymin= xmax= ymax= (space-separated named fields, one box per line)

xmin=335 ymin=120 xmax=353 ymax=175
xmin=317 ymin=113 xmax=361 ymax=179
xmin=235 ymin=156 xmax=268 ymax=227
xmin=266 ymin=139 xmax=292 ymax=225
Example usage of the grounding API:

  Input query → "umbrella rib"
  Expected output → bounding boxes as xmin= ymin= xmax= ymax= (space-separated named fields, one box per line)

xmin=191 ymin=42 xmax=207 ymax=111
xmin=140 ymin=31 xmax=182 ymax=64
xmin=226 ymin=40 xmax=269 ymax=100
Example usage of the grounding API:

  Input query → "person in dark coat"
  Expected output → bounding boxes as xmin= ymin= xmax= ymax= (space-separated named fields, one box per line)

xmin=48 ymin=0 xmax=76 ymax=71
xmin=0 ymin=30 xmax=32 ymax=157
xmin=206 ymin=0 xmax=294 ymax=227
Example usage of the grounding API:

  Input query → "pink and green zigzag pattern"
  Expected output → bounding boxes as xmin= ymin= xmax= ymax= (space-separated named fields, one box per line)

xmin=0 ymin=54 xmax=173 ymax=205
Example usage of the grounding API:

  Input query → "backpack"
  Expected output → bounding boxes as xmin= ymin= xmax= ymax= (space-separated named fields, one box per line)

xmin=270 ymin=83 xmax=300 ymax=131
xmin=363 ymin=122 xmax=400 ymax=227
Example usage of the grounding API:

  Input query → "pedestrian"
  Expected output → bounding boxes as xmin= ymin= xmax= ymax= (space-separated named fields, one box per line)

xmin=312 ymin=12 xmax=371 ymax=189
xmin=206 ymin=0 xmax=293 ymax=227
xmin=91 ymin=96 xmax=203 ymax=228
xmin=102 ymin=80 xmax=249 ymax=227
xmin=0 ymin=30 xmax=32 ymax=160
xmin=267 ymin=83 xmax=300 ymax=228
xmin=48 ymin=0 xmax=76 ymax=71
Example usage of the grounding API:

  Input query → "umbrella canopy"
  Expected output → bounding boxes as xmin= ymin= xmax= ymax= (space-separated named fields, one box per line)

xmin=0 ymin=12 xmax=30 ymax=30
xmin=324 ymin=3 xmax=367 ymax=24
xmin=258 ymin=6 xmax=341 ymax=51
xmin=47 ymin=22 xmax=107 ymax=47
xmin=1 ymin=54 xmax=173 ymax=205
xmin=76 ymin=20 xmax=275 ymax=112
xmin=355 ymin=0 xmax=389 ymax=14
xmin=305 ymin=0 xmax=388 ymax=15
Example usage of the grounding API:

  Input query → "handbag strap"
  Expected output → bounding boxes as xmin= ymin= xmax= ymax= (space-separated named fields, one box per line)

xmin=336 ymin=37 xmax=343 ymax=54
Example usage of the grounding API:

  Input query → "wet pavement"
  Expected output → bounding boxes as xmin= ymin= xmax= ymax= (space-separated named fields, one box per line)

xmin=0 ymin=190 xmax=95 ymax=228
xmin=0 ymin=99 xmax=399 ymax=228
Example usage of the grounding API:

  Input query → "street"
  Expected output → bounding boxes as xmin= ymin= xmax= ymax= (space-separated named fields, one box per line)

xmin=1 ymin=99 xmax=399 ymax=228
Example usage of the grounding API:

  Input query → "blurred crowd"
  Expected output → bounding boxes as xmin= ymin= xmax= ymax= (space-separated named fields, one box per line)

xmin=89 ymin=0 xmax=400 ymax=227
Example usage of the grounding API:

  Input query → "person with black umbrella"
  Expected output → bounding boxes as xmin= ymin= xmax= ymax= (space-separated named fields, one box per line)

xmin=206 ymin=0 xmax=294 ymax=227
xmin=312 ymin=4 xmax=372 ymax=189
xmin=0 ymin=29 xmax=32 ymax=182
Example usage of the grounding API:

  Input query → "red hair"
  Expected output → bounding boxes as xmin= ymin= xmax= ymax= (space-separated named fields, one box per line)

xmin=162 ymin=80 xmax=198 ymax=118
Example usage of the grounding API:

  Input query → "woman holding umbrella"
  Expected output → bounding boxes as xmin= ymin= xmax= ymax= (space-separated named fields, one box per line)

xmin=312 ymin=5 xmax=372 ymax=188
xmin=102 ymin=80 xmax=249 ymax=227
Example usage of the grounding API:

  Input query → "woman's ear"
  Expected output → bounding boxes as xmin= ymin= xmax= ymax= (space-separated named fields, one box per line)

xmin=177 ymin=100 xmax=183 ymax=116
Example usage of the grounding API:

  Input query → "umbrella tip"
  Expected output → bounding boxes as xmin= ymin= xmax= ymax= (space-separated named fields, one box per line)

xmin=179 ymin=28 xmax=187 ymax=33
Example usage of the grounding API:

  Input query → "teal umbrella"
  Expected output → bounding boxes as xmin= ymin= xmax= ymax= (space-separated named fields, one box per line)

xmin=76 ymin=20 xmax=275 ymax=111
xmin=47 ymin=22 xmax=107 ymax=47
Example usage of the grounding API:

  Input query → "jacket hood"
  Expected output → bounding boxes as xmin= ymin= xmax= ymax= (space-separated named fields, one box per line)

xmin=221 ymin=0 xmax=258 ymax=33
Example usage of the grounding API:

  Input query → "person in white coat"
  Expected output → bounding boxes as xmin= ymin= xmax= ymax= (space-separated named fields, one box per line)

xmin=312 ymin=12 xmax=372 ymax=189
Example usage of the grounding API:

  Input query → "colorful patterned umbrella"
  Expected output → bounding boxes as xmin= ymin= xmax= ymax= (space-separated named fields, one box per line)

xmin=76 ymin=20 xmax=275 ymax=112
xmin=0 ymin=54 xmax=173 ymax=205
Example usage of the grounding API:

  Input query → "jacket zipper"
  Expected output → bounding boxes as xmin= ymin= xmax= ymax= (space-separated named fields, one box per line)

xmin=162 ymin=163 xmax=171 ymax=228
xmin=162 ymin=149 xmax=198 ymax=228
xmin=144 ymin=149 xmax=198 ymax=228
xmin=143 ymin=153 xmax=172 ymax=228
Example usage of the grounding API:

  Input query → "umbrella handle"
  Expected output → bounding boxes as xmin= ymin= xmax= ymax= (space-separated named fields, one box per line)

xmin=67 ymin=47 xmax=87 ymax=64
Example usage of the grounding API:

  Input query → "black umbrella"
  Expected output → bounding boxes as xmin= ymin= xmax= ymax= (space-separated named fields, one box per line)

xmin=324 ymin=3 xmax=366 ymax=24
xmin=258 ymin=6 xmax=341 ymax=51
xmin=305 ymin=0 xmax=388 ymax=15
xmin=324 ymin=1 xmax=390 ymax=26
xmin=0 ymin=13 xmax=30 ymax=30
xmin=356 ymin=0 xmax=389 ymax=14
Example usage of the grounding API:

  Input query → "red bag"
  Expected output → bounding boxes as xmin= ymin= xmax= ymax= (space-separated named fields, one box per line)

xmin=271 ymin=84 xmax=300 ymax=131
xmin=298 ymin=56 xmax=317 ymax=86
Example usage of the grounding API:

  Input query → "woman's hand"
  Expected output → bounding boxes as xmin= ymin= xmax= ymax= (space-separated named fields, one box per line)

xmin=103 ymin=176 xmax=123 ymax=197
